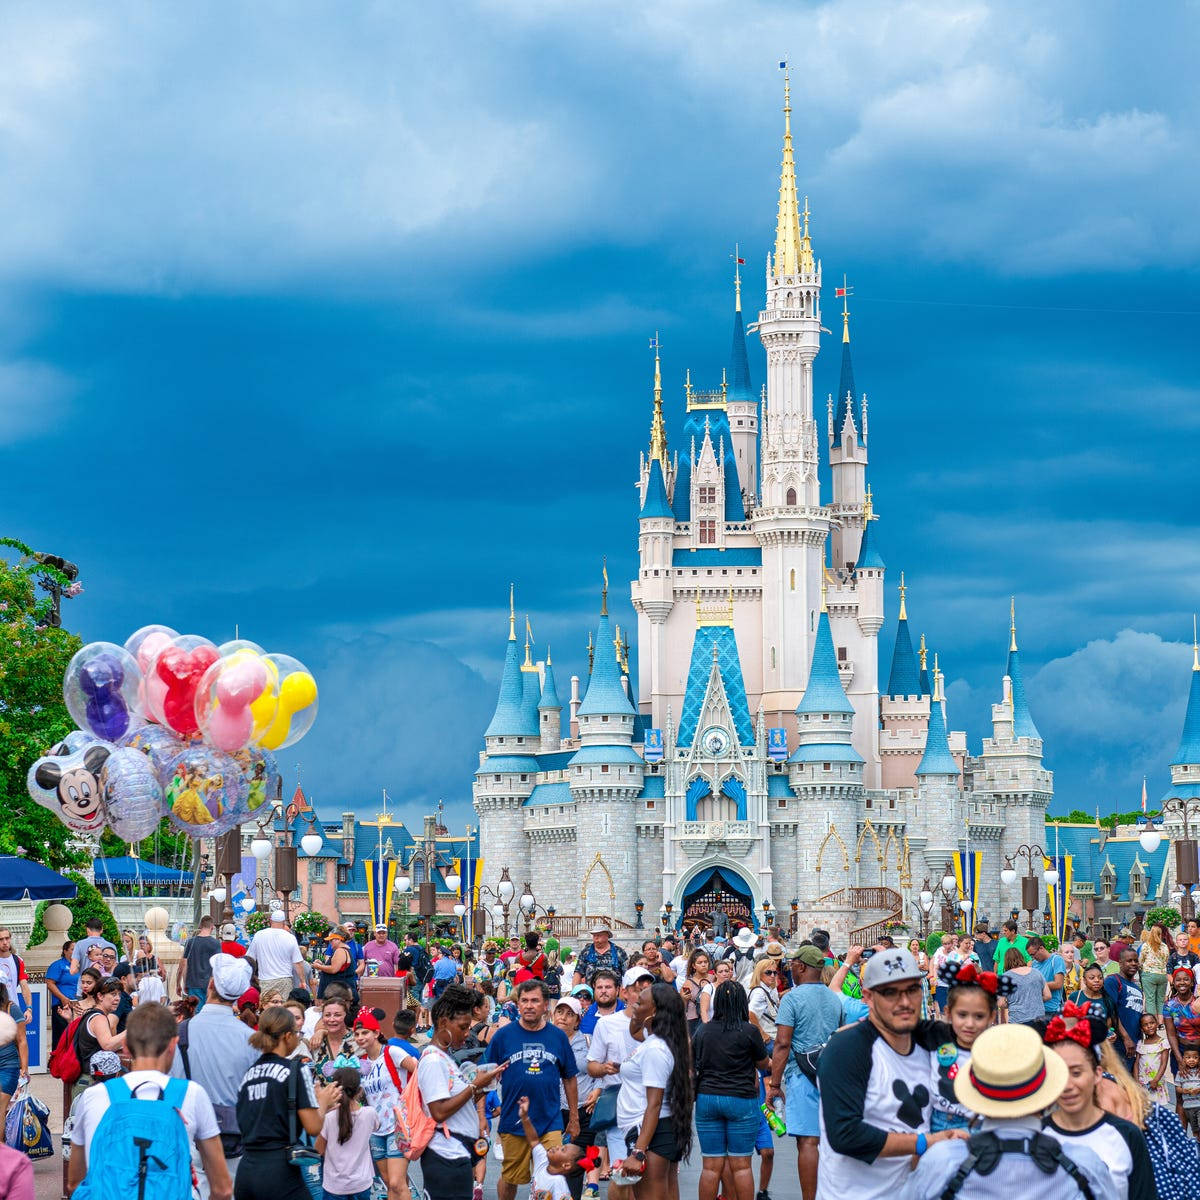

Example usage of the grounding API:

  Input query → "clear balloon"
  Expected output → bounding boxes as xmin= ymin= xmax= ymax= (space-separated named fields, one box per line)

xmin=64 ymin=642 xmax=145 ymax=742
xmin=146 ymin=635 xmax=220 ymax=737
xmin=217 ymin=638 xmax=265 ymax=658
xmin=102 ymin=748 xmax=164 ymax=842
xmin=232 ymin=744 xmax=280 ymax=814
xmin=27 ymin=741 xmax=113 ymax=834
xmin=125 ymin=625 xmax=179 ymax=724
xmin=256 ymin=653 xmax=318 ymax=750
xmin=196 ymin=651 xmax=275 ymax=754
xmin=117 ymin=724 xmax=190 ymax=784
xmin=48 ymin=729 xmax=100 ymax=757
xmin=163 ymin=745 xmax=250 ymax=838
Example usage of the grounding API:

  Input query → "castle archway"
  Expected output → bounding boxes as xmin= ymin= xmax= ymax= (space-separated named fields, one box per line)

xmin=671 ymin=857 xmax=762 ymax=933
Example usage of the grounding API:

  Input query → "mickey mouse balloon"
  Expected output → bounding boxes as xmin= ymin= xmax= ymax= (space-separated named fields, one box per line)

xmin=63 ymin=643 xmax=145 ymax=742
xmin=27 ymin=742 xmax=113 ymax=834
xmin=146 ymin=635 xmax=220 ymax=738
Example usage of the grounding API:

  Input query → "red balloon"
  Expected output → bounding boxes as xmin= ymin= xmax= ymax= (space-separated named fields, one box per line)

xmin=156 ymin=646 xmax=219 ymax=737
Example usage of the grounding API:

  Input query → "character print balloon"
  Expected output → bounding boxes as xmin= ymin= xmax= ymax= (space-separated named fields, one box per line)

xmin=27 ymin=743 xmax=113 ymax=834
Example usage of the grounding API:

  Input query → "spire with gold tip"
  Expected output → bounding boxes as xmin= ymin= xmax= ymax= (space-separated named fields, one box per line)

xmin=886 ymin=572 xmax=920 ymax=698
xmin=917 ymin=653 xmax=959 ymax=777
xmin=485 ymin=586 xmax=537 ymax=738
xmin=648 ymin=331 xmax=668 ymax=471
xmin=772 ymin=65 xmax=813 ymax=278
xmin=1006 ymin=598 xmax=1041 ymax=740
xmin=1171 ymin=615 xmax=1200 ymax=768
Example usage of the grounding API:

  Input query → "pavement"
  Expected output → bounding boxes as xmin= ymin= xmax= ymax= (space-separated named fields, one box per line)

xmin=24 ymin=1071 xmax=793 ymax=1199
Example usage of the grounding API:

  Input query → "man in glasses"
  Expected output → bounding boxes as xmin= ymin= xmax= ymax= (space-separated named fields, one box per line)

xmin=813 ymin=949 xmax=967 ymax=1200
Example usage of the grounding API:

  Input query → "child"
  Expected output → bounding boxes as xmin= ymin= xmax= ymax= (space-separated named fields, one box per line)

xmin=1134 ymin=1010 xmax=1171 ymax=1102
xmin=315 ymin=1066 xmax=379 ymax=1200
xmin=929 ymin=959 xmax=1015 ymax=1131
xmin=135 ymin=970 xmax=167 ymax=1007
xmin=517 ymin=1095 xmax=589 ymax=1200
xmin=1175 ymin=1044 xmax=1200 ymax=1138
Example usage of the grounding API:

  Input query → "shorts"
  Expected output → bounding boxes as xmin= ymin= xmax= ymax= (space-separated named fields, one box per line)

xmin=784 ymin=1075 xmax=820 ymax=1138
xmin=0 ymin=1065 xmax=18 ymax=1095
xmin=369 ymin=1131 xmax=407 ymax=1161
xmin=612 ymin=1120 xmax=682 ymax=1164
xmin=322 ymin=1191 xmax=369 ymax=1200
xmin=694 ymin=1093 xmax=760 ymax=1157
xmin=499 ymin=1130 xmax=562 ymax=1184
xmin=934 ymin=985 xmax=949 ymax=1009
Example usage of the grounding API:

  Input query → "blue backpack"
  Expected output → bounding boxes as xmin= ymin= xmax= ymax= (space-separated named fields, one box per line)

xmin=73 ymin=1077 xmax=193 ymax=1200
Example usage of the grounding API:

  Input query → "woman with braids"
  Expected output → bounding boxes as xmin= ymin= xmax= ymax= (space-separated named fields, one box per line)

xmin=692 ymin=980 xmax=769 ymax=1200
xmin=1096 ymin=1040 xmax=1200 ymax=1200
xmin=615 ymin=981 xmax=692 ymax=1199
xmin=1042 ymin=1005 xmax=1156 ymax=1200
xmin=417 ymin=984 xmax=507 ymax=1200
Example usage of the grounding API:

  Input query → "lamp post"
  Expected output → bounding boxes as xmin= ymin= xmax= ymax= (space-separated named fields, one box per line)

xmin=635 ymin=899 xmax=644 ymax=930
xmin=1000 ymin=844 xmax=1057 ymax=928
xmin=214 ymin=829 xmax=242 ymax=926
xmin=938 ymin=864 xmax=959 ymax=934
xmin=1145 ymin=796 xmax=1200 ymax=918
xmin=478 ymin=867 xmax=516 ymax=939
xmin=913 ymin=879 xmax=935 ymax=937
xmin=659 ymin=900 xmax=674 ymax=932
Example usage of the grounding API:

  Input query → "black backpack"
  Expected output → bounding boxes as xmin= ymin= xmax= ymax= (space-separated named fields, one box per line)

xmin=938 ymin=1131 xmax=1096 ymax=1199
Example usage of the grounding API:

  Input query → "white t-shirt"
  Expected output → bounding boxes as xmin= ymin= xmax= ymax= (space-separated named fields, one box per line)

xmin=748 ymin=985 xmax=779 ymax=1042
xmin=361 ymin=1046 xmax=413 ymax=1136
xmin=531 ymin=1142 xmax=572 ymax=1200
xmin=417 ymin=1045 xmax=479 ymax=1160
xmin=246 ymin=928 xmax=303 ymax=980
xmin=668 ymin=955 xmax=689 ymax=980
xmin=70 ymin=1070 xmax=219 ymax=1160
xmin=136 ymin=975 xmax=167 ymax=1006
xmin=615 ymin=1033 xmax=674 ymax=1133
xmin=588 ymin=1012 xmax=638 ymax=1090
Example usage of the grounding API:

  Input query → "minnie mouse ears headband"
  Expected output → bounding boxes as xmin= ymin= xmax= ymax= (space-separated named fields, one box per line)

xmin=937 ymin=959 xmax=1016 ymax=999
xmin=1040 ymin=1002 xmax=1108 ymax=1057
xmin=576 ymin=1148 xmax=601 ymax=1174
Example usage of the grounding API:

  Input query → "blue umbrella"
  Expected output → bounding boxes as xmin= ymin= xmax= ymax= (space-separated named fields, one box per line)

xmin=0 ymin=856 xmax=78 ymax=901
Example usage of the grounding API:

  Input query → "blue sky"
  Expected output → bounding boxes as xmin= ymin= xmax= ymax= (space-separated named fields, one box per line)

xmin=3 ymin=1 xmax=1198 ymax=829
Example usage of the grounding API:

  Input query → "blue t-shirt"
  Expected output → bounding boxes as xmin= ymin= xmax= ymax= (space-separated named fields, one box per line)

xmin=432 ymin=957 xmax=460 ymax=983
xmin=485 ymin=1021 xmax=577 ymax=1135
xmin=46 ymin=956 xmax=78 ymax=1001
xmin=387 ymin=1037 xmax=421 ymax=1059
xmin=580 ymin=999 xmax=625 ymax=1036
xmin=1104 ymin=974 xmax=1145 ymax=1048
xmin=1035 ymin=953 xmax=1066 ymax=1014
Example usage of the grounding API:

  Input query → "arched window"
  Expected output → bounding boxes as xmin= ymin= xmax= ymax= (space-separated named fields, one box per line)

xmin=412 ymin=858 xmax=426 ymax=885
xmin=789 ymin=568 xmax=795 ymax=591
xmin=786 ymin=487 xmax=797 ymax=506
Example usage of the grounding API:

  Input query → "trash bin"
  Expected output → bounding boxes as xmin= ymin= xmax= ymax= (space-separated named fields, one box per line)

xmin=359 ymin=976 xmax=408 ymax=1031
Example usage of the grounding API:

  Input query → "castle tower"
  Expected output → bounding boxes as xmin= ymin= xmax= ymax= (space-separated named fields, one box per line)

xmin=1169 ymin=619 xmax=1200 ymax=799
xmin=726 ymin=256 xmax=758 ymax=500
xmin=846 ymin=486 xmax=884 ymax=785
xmin=538 ymin=651 xmax=562 ymax=753
xmin=829 ymin=285 xmax=870 ymax=570
xmin=915 ymin=657 xmax=963 ymax=889
xmin=879 ymin=575 xmax=931 ymax=790
xmin=752 ymin=69 xmax=829 ymax=726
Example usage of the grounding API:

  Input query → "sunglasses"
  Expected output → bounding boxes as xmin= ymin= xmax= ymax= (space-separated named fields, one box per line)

xmin=762 ymin=969 xmax=778 ymax=977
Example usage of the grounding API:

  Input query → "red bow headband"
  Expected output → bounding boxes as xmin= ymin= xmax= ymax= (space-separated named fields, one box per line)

xmin=1044 ymin=1016 xmax=1092 ymax=1048
xmin=937 ymin=958 xmax=1013 ymax=998
xmin=578 ymin=1149 xmax=601 ymax=1173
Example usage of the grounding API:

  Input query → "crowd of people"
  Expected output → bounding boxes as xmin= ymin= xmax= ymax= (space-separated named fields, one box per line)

xmin=10 ymin=910 xmax=1200 ymax=1200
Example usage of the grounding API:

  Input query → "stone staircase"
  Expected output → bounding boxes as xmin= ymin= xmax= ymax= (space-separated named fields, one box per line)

xmin=816 ymin=886 xmax=904 ymax=947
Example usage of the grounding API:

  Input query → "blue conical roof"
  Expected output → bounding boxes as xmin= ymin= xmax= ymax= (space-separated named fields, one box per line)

xmin=832 ymin=339 xmax=860 ymax=447
xmin=537 ymin=660 xmax=561 ymax=710
xmin=919 ymin=661 xmax=931 ymax=696
xmin=916 ymin=692 xmax=958 ymax=777
xmin=640 ymin=458 xmax=673 ymax=519
xmin=797 ymin=609 xmax=855 ymax=715
xmin=855 ymin=515 xmax=885 ymax=570
xmin=677 ymin=623 xmax=754 ymax=747
xmin=1007 ymin=645 xmax=1041 ymax=740
xmin=485 ymin=632 xmax=534 ymax=737
xmin=729 ymin=307 xmax=752 ymax=400
xmin=887 ymin=617 xmax=921 ymax=698
xmin=1172 ymin=663 xmax=1200 ymax=767
xmin=577 ymin=612 xmax=636 ymax=718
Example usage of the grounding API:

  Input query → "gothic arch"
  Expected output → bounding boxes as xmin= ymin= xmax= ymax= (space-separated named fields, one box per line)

xmin=815 ymin=825 xmax=850 ymax=873
xmin=581 ymin=852 xmax=615 ymax=913
xmin=855 ymin=819 xmax=884 ymax=865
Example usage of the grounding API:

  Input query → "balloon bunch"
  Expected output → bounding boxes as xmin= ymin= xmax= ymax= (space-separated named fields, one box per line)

xmin=28 ymin=624 xmax=317 ymax=843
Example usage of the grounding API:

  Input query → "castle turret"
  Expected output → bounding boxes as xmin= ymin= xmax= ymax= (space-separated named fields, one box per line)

xmin=915 ymin=657 xmax=964 ymax=888
xmin=726 ymin=258 xmax=758 ymax=500
xmin=829 ymin=284 xmax=869 ymax=570
xmin=538 ymin=651 xmax=562 ymax=753
xmin=879 ymin=575 xmax=931 ymax=790
xmin=1169 ymin=619 xmax=1200 ymax=798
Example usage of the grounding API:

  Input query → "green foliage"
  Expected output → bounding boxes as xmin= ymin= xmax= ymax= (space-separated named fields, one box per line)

xmin=292 ymin=910 xmax=330 ymax=939
xmin=0 ymin=544 xmax=88 ymax=872
xmin=244 ymin=910 xmax=269 ymax=936
xmin=99 ymin=819 xmax=194 ymax=867
xmin=925 ymin=930 xmax=946 ymax=955
xmin=1041 ymin=934 xmax=1060 ymax=951
xmin=1047 ymin=810 xmax=1157 ymax=830
xmin=27 ymin=872 xmax=120 ymax=949
xmin=1145 ymin=906 xmax=1182 ymax=931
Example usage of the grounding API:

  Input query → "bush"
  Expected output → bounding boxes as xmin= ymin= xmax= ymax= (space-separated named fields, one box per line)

xmin=27 ymin=873 xmax=120 ymax=949
xmin=1145 ymin=906 xmax=1183 ymax=932
xmin=925 ymin=931 xmax=946 ymax=956
xmin=244 ymin=911 xmax=268 ymax=937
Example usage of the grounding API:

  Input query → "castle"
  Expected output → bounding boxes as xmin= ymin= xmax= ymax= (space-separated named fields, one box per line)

xmin=472 ymin=74 xmax=1053 ymax=944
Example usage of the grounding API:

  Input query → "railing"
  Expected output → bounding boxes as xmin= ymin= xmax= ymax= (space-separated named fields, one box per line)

xmin=816 ymin=887 xmax=901 ymax=911
xmin=679 ymin=821 xmax=755 ymax=840
xmin=545 ymin=914 xmax=638 ymax=939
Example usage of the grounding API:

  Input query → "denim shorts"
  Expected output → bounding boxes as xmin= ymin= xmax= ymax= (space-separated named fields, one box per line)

xmin=369 ymin=1131 xmax=407 ymax=1161
xmin=322 ymin=1191 xmax=369 ymax=1200
xmin=694 ymin=1093 xmax=761 ymax=1157
xmin=784 ymin=1074 xmax=820 ymax=1138
xmin=0 ymin=1065 xmax=18 ymax=1096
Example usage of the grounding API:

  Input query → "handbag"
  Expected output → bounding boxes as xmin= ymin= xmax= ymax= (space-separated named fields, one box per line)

xmin=4 ymin=1082 xmax=54 ymax=1160
xmin=286 ymin=1058 xmax=323 ymax=1200
xmin=589 ymin=1085 xmax=618 ymax=1133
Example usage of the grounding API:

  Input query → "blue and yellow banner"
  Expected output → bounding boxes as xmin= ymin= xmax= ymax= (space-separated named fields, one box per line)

xmin=1044 ymin=855 xmax=1073 ymax=945
xmin=363 ymin=856 xmax=397 ymax=930
xmin=455 ymin=856 xmax=482 ymax=911
xmin=952 ymin=851 xmax=983 ymax=932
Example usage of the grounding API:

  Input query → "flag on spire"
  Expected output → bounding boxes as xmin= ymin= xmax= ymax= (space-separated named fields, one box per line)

xmin=1141 ymin=776 xmax=1147 ymax=814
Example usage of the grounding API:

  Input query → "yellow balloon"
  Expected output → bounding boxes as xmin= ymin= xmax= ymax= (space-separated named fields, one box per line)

xmin=258 ymin=671 xmax=317 ymax=750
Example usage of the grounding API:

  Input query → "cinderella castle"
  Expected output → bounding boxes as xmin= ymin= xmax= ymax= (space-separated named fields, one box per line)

xmin=472 ymin=75 xmax=1053 ymax=943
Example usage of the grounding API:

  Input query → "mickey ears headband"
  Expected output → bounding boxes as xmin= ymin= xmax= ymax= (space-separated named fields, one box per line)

xmin=577 ymin=1149 xmax=601 ymax=1173
xmin=937 ymin=959 xmax=1016 ymax=999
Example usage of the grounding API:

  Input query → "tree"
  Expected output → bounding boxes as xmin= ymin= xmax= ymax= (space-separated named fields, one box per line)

xmin=0 ymin=539 xmax=87 ymax=871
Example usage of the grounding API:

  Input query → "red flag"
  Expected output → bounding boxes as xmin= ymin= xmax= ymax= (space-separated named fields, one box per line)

xmin=735 ymin=257 xmax=745 ymax=264
xmin=835 ymin=287 xmax=848 ymax=297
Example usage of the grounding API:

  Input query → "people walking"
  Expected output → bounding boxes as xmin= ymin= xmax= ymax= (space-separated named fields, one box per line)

xmin=999 ymin=946 xmax=1050 ymax=1024
xmin=315 ymin=1065 xmax=379 ymax=1200
xmin=1103 ymin=949 xmax=1145 ymax=1070
xmin=181 ymin=916 xmax=223 ymax=1008
xmin=1138 ymin=924 xmax=1170 ymax=1023
xmin=573 ymin=924 xmax=629 ymax=987
xmin=245 ymin=912 xmax=306 ymax=998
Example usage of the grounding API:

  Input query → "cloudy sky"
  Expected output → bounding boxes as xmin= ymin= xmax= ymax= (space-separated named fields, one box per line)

xmin=4 ymin=0 xmax=1198 ymax=829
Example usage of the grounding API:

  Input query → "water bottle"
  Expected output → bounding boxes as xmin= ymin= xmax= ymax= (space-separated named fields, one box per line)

xmin=762 ymin=1099 xmax=786 ymax=1136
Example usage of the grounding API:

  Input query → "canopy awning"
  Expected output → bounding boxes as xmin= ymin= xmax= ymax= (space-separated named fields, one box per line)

xmin=92 ymin=857 xmax=193 ymax=886
xmin=0 ymin=856 xmax=79 ymax=902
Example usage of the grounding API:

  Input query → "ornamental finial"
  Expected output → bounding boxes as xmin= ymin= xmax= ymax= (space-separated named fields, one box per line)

xmin=508 ymin=583 xmax=516 ymax=641
xmin=899 ymin=571 xmax=908 ymax=621
xmin=601 ymin=558 xmax=609 ymax=617
xmin=648 ymin=332 xmax=667 ymax=470
xmin=1010 ymin=596 xmax=1018 ymax=653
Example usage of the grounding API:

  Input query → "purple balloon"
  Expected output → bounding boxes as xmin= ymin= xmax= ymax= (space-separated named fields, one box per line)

xmin=80 ymin=654 xmax=132 ymax=740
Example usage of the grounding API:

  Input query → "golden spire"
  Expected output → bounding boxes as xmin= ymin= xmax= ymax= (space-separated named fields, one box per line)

xmin=587 ymin=630 xmax=595 ymax=674
xmin=731 ymin=243 xmax=743 ymax=313
xmin=773 ymin=67 xmax=804 ymax=278
xmin=821 ymin=577 xmax=828 ymax=613
xmin=521 ymin=616 xmax=535 ymax=670
xmin=863 ymin=484 xmax=874 ymax=520
xmin=841 ymin=274 xmax=852 ymax=343
xmin=918 ymin=633 xmax=928 ymax=670
xmin=508 ymin=583 xmax=516 ymax=641
xmin=898 ymin=571 xmax=908 ymax=621
xmin=648 ymin=332 xmax=668 ymax=470
xmin=1010 ymin=596 xmax=1018 ymax=653
xmin=601 ymin=558 xmax=609 ymax=617
xmin=800 ymin=194 xmax=814 ymax=274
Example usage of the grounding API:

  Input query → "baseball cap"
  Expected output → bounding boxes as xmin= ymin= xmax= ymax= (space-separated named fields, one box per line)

xmin=220 ymin=923 xmax=237 ymax=939
xmin=374 ymin=924 xmax=388 ymax=932
xmin=270 ymin=911 xmax=286 ymax=923
xmin=354 ymin=1011 xmax=381 ymax=1031
xmin=861 ymin=948 xmax=925 ymax=990
xmin=570 ymin=983 xmax=594 ymax=1000
xmin=210 ymin=953 xmax=253 ymax=1001
xmin=621 ymin=967 xmax=654 ymax=988
xmin=555 ymin=996 xmax=583 ymax=1019
xmin=789 ymin=945 xmax=824 ymax=968
xmin=343 ymin=920 xmax=357 ymax=931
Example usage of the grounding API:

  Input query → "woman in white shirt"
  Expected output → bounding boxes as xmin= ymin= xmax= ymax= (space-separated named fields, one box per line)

xmin=616 ymin=982 xmax=693 ymax=1198
xmin=747 ymin=959 xmax=780 ymax=1050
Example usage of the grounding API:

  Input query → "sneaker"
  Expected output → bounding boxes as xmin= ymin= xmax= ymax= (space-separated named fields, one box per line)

xmin=757 ymin=1192 xmax=772 ymax=1200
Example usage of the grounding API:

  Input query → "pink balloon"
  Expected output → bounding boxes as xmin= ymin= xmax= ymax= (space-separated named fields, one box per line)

xmin=206 ymin=704 xmax=253 ymax=753
xmin=215 ymin=657 xmax=266 ymax=709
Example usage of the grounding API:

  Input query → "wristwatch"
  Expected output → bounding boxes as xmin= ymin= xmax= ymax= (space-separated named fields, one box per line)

xmin=631 ymin=1150 xmax=647 ymax=1162
xmin=915 ymin=1133 xmax=928 ymax=1156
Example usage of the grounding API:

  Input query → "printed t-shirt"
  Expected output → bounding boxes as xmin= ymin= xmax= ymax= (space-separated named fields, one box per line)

xmin=417 ymin=1045 xmax=479 ymax=1160
xmin=615 ymin=1032 xmax=674 ymax=1132
xmin=1164 ymin=995 xmax=1200 ymax=1045
xmin=237 ymin=1053 xmax=318 ymax=1152
xmin=363 ymin=940 xmax=400 ymax=977
xmin=1104 ymin=975 xmax=1145 ymax=1047
xmin=1043 ymin=1111 xmax=1155 ymax=1200
xmin=1034 ymin=953 xmax=1067 ymax=1014
xmin=71 ymin=1070 xmax=218 ymax=1159
xmin=485 ymin=1020 xmax=576 ymax=1136
xmin=361 ymin=1046 xmax=413 ymax=1136
xmin=531 ymin=1142 xmax=572 ymax=1200
xmin=926 ymin=1023 xmax=972 ymax=1132
xmin=320 ymin=1105 xmax=378 ymax=1194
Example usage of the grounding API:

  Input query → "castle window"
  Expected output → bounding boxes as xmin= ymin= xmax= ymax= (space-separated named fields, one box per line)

xmin=520 ymin=774 xmax=528 ymax=782
xmin=778 ymin=799 xmax=787 ymax=808
xmin=493 ymin=775 xmax=501 ymax=782
xmin=700 ymin=520 xmax=717 ymax=544
xmin=412 ymin=860 xmax=425 ymax=885
xmin=646 ymin=800 xmax=655 ymax=810
xmin=602 ymin=715 xmax=609 ymax=722
xmin=837 ymin=647 xmax=847 ymax=662
xmin=601 ymin=764 xmax=609 ymax=774
xmin=822 ymin=714 xmax=830 ymax=721
xmin=337 ymin=865 xmax=349 ymax=885
xmin=889 ymin=794 xmax=895 ymax=809
xmin=866 ymin=795 xmax=872 ymax=807
xmin=515 ymin=737 xmax=524 ymax=744
xmin=823 ymin=763 xmax=831 ymax=771
xmin=786 ymin=487 xmax=797 ymax=506
xmin=311 ymin=861 xmax=326 ymax=883
xmin=699 ymin=486 xmax=716 ymax=504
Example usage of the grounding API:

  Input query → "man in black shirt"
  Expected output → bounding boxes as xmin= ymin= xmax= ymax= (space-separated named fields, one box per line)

xmin=180 ymin=916 xmax=222 ymax=1008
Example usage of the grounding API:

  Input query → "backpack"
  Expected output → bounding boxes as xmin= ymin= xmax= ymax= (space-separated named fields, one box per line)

xmin=48 ymin=1014 xmax=85 ymax=1086
xmin=390 ymin=1047 xmax=445 ymax=1159
xmin=938 ymin=1131 xmax=1096 ymax=1200
xmin=71 ymin=1077 xmax=192 ymax=1200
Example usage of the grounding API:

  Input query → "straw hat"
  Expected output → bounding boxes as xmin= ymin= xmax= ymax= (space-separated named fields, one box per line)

xmin=952 ymin=1024 xmax=1067 ymax=1119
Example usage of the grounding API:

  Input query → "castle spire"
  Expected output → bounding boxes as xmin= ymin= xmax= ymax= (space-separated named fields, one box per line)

xmin=773 ymin=66 xmax=804 ymax=278
xmin=486 ymin=591 xmax=536 ymax=738
xmin=886 ymin=573 xmax=920 ymax=698
xmin=832 ymin=274 xmax=859 ymax=448
xmin=918 ymin=633 xmax=931 ymax=695
xmin=899 ymin=571 xmax=908 ymax=621
xmin=916 ymin=652 xmax=958 ymax=778
xmin=1006 ymin=600 xmax=1041 ymax=740
xmin=508 ymin=583 xmax=516 ymax=641
xmin=648 ymin=332 xmax=668 ymax=470
xmin=1171 ymin=615 xmax=1200 ymax=767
